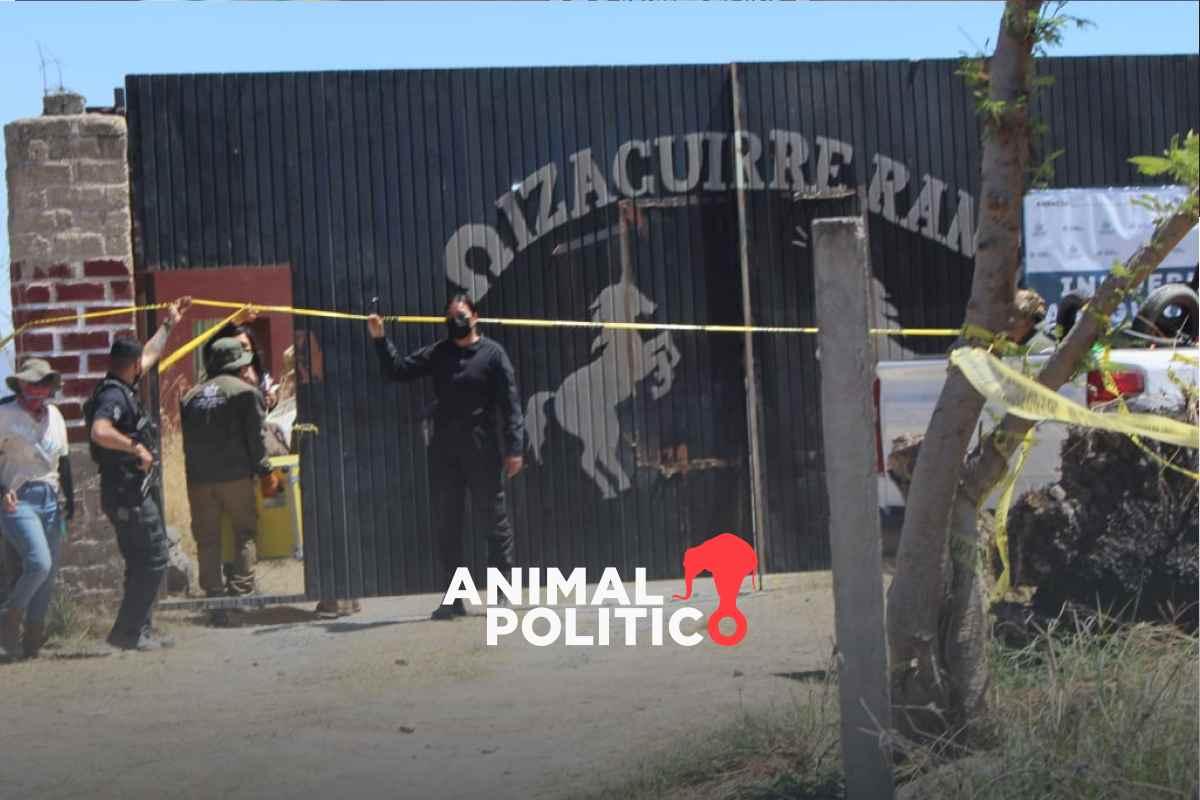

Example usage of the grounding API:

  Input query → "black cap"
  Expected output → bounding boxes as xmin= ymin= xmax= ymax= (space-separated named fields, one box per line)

xmin=110 ymin=336 xmax=143 ymax=361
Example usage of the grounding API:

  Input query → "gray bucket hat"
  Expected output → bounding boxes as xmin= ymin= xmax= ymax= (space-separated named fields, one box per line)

xmin=6 ymin=357 xmax=62 ymax=394
xmin=209 ymin=337 xmax=254 ymax=375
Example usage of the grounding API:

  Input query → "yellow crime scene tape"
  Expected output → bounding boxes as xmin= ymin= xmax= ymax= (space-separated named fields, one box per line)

xmin=982 ymin=428 xmax=1035 ymax=602
xmin=951 ymin=347 xmax=1200 ymax=449
xmin=1096 ymin=345 xmax=1200 ymax=481
xmin=3 ymin=299 xmax=1196 ymax=608
xmin=954 ymin=346 xmax=1200 ymax=603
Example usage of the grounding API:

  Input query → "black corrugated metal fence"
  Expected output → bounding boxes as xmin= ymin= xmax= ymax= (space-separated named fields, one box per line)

xmin=125 ymin=56 xmax=1199 ymax=598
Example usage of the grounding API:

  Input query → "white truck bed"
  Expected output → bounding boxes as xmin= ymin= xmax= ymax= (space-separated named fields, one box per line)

xmin=875 ymin=351 xmax=1167 ymax=512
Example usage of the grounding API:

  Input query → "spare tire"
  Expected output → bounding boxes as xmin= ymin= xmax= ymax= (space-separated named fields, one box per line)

xmin=1053 ymin=289 xmax=1092 ymax=340
xmin=1133 ymin=283 xmax=1199 ymax=343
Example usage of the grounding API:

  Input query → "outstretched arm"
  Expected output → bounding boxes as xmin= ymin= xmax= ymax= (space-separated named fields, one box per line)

xmin=141 ymin=296 xmax=192 ymax=372
xmin=367 ymin=314 xmax=434 ymax=383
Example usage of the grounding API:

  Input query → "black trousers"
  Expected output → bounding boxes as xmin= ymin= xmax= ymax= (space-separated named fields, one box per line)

xmin=103 ymin=492 xmax=169 ymax=642
xmin=429 ymin=435 xmax=514 ymax=593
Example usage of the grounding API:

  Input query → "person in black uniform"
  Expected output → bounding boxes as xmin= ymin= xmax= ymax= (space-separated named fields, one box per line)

xmin=367 ymin=294 xmax=525 ymax=620
xmin=85 ymin=297 xmax=191 ymax=651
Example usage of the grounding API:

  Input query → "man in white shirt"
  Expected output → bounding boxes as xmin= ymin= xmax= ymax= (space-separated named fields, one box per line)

xmin=0 ymin=358 xmax=73 ymax=660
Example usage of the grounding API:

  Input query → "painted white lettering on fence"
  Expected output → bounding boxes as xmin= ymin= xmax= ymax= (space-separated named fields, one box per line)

xmin=446 ymin=130 xmax=980 ymax=300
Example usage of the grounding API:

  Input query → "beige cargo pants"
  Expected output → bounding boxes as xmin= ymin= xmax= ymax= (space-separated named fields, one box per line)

xmin=189 ymin=478 xmax=257 ymax=597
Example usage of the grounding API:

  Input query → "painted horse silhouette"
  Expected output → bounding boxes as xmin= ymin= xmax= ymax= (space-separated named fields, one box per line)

xmin=525 ymin=278 xmax=681 ymax=499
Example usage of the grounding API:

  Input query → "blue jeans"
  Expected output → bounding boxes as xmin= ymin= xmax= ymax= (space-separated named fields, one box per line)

xmin=0 ymin=483 xmax=63 ymax=624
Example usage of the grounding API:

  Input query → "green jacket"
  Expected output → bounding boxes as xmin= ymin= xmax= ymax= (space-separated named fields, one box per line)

xmin=180 ymin=373 xmax=271 ymax=485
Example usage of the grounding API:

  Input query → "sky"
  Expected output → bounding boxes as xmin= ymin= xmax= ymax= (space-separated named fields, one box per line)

xmin=1 ymin=0 xmax=1198 ymax=338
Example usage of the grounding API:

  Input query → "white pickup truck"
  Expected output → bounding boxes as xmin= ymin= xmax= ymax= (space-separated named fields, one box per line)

xmin=876 ymin=282 xmax=1199 ymax=517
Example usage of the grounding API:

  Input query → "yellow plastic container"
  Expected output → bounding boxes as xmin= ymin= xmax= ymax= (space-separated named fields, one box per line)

xmin=220 ymin=455 xmax=303 ymax=561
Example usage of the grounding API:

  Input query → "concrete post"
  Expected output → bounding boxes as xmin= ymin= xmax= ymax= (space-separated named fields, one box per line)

xmin=813 ymin=217 xmax=894 ymax=800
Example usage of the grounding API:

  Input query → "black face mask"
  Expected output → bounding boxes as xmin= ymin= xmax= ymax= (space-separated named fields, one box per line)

xmin=447 ymin=311 xmax=473 ymax=340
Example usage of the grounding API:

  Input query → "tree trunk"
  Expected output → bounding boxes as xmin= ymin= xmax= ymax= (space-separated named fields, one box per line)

xmin=886 ymin=0 xmax=1042 ymax=740
xmin=938 ymin=197 xmax=1198 ymax=732
xmin=958 ymin=200 xmax=1199 ymax=512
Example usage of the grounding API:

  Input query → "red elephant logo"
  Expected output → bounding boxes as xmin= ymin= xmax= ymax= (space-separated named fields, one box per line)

xmin=672 ymin=533 xmax=758 ymax=646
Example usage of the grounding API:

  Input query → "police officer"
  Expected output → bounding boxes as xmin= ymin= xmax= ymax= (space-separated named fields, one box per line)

xmin=367 ymin=294 xmax=525 ymax=620
xmin=86 ymin=297 xmax=190 ymax=651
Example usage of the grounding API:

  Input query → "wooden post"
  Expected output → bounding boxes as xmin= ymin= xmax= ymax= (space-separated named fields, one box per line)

xmin=812 ymin=217 xmax=894 ymax=800
xmin=730 ymin=62 xmax=769 ymax=586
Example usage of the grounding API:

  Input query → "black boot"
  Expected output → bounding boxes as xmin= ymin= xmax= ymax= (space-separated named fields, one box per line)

xmin=1 ymin=607 xmax=24 ymax=660
xmin=431 ymin=598 xmax=466 ymax=621
xmin=208 ymin=609 xmax=233 ymax=628
xmin=22 ymin=622 xmax=46 ymax=659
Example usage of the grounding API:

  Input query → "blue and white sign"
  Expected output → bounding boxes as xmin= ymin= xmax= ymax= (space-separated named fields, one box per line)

xmin=1023 ymin=186 xmax=1199 ymax=326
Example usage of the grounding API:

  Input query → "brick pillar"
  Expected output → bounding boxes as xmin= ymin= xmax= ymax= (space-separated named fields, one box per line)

xmin=5 ymin=90 xmax=136 ymax=443
xmin=4 ymin=91 xmax=133 ymax=602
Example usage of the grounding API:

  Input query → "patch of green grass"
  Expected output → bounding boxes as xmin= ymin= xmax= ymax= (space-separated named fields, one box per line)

xmin=44 ymin=589 xmax=107 ymax=647
xmin=575 ymin=616 xmax=1198 ymax=800
xmin=578 ymin=671 xmax=844 ymax=800
xmin=958 ymin=615 xmax=1199 ymax=799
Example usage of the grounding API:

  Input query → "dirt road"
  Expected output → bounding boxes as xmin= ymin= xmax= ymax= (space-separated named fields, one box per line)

xmin=0 ymin=572 xmax=837 ymax=800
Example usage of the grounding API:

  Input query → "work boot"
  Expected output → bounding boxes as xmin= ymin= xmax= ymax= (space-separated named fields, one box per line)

xmin=1 ymin=607 xmax=23 ymax=660
xmin=22 ymin=622 xmax=46 ymax=659
xmin=430 ymin=598 xmax=466 ymax=621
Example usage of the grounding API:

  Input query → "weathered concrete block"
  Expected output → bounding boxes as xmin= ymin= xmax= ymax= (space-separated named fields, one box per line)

xmin=79 ymin=116 xmax=125 ymax=138
xmin=104 ymin=233 xmax=132 ymax=258
xmin=9 ymin=186 xmax=48 ymax=212
xmin=72 ymin=159 xmax=127 ymax=185
xmin=103 ymin=210 xmax=132 ymax=237
xmin=10 ymin=232 xmax=53 ymax=262
xmin=72 ymin=209 xmax=104 ymax=230
xmin=26 ymin=140 xmax=50 ymax=161
xmin=58 ymin=562 xmax=124 ymax=594
xmin=50 ymin=209 xmax=75 ymax=231
xmin=47 ymin=135 xmax=101 ymax=161
xmin=52 ymin=231 xmax=107 ymax=261
xmin=97 ymin=136 xmax=126 ymax=160
xmin=7 ymin=206 xmax=62 ymax=232
xmin=43 ymin=92 xmax=86 ymax=116
xmin=4 ymin=128 xmax=22 ymax=165
xmin=45 ymin=184 xmax=126 ymax=212
xmin=60 ymin=537 xmax=115 ymax=565
xmin=11 ymin=162 xmax=72 ymax=186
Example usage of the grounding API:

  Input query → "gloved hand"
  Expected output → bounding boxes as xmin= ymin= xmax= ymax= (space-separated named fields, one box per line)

xmin=259 ymin=471 xmax=283 ymax=498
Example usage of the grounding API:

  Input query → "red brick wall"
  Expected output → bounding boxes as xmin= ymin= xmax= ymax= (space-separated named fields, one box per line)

xmin=9 ymin=259 xmax=139 ymax=441
xmin=6 ymin=104 xmax=136 ymax=444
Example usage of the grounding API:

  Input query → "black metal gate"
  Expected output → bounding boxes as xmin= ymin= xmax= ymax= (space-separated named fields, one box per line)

xmin=125 ymin=56 xmax=1199 ymax=598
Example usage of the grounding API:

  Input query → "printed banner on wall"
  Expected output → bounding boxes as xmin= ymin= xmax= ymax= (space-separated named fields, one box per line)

xmin=1023 ymin=187 xmax=1199 ymax=326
